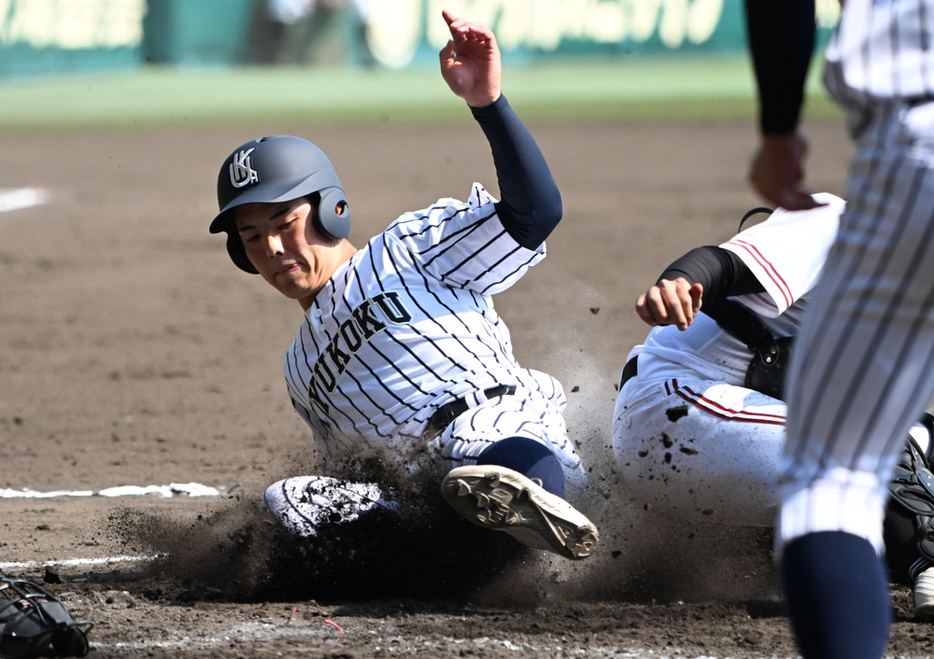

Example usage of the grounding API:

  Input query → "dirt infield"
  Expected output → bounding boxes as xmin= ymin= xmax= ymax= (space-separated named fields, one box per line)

xmin=3 ymin=118 xmax=931 ymax=658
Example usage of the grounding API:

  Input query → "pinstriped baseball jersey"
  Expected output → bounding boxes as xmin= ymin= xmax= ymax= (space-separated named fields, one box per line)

xmin=823 ymin=0 xmax=934 ymax=106
xmin=775 ymin=0 xmax=934 ymax=557
xmin=284 ymin=182 xmax=573 ymax=476
xmin=743 ymin=3 xmax=934 ymax=650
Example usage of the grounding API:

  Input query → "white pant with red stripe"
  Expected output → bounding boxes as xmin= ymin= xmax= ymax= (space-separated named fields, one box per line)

xmin=612 ymin=352 xmax=788 ymax=527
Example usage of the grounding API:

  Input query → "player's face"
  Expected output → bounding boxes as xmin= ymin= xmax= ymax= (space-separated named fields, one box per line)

xmin=235 ymin=198 xmax=340 ymax=309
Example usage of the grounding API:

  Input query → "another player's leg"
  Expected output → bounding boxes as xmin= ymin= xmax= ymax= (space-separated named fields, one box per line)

xmin=613 ymin=364 xmax=788 ymax=527
xmin=778 ymin=109 xmax=934 ymax=657
xmin=441 ymin=436 xmax=599 ymax=560
xmin=781 ymin=532 xmax=891 ymax=659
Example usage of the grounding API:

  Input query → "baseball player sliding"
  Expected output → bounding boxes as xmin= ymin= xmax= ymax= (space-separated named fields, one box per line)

xmin=613 ymin=195 xmax=934 ymax=620
xmin=208 ymin=10 xmax=597 ymax=561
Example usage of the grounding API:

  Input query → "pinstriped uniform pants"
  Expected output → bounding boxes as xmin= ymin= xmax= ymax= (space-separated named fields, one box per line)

xmin=779 ymin=99 xmax=934 ymax=554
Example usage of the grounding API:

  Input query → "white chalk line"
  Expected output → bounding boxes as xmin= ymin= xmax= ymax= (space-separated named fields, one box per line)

xmin=0 ymin=483 xmax=224 ymax=571
xmin=0 ymin=482 xmax=223 ymax=499
xmin=90 ymin=624 xmax=821 ymax=658
xmin=0 ymin=556 xmax=683 ymax=656
xmin=0 ymin=554 xmax=162 ymax=571
xmin=89 ymin=622 xmax=666 ymax=657
xmin=0 ymin=187 xmax=49 ymax=213
xmin=89 ymin=628 xmax=931 ymax=659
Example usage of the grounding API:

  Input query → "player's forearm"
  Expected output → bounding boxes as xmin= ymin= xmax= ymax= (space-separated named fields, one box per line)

xmin=744 ymin=0 xmax=816 ymax=135
xmin=470 ymin=94 xmax=562 ymax=249
xmin=658 ymin=246 xmax=763 ymax=303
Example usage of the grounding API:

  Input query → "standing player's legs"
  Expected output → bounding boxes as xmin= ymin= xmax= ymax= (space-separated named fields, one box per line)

xmin=780 ymin=100 xmax=934 ymax=659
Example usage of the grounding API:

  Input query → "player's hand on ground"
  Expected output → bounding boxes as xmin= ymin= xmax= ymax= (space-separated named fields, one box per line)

xmin=439 ymin=9 xmax=502 ymax=107
xmin=749 ymin=132 xmax=824 ymax=211
xmin=636 ymin=278 xmax=703 ymax=331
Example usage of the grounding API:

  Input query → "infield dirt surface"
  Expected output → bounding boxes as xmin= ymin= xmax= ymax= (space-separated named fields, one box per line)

xmin=3 ymin=118 xmax=932 ymax=658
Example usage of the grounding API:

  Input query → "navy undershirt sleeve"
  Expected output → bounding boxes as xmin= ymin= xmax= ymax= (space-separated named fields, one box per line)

xmin=744 ymin=0 xmax=816 ymax=135
xmin=658 ymin=246 xmax=764 ymax=303
xmin=471 ymin=94 xmax=562 ymax=250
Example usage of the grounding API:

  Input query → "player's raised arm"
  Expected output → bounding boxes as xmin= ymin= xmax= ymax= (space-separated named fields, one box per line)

xmin=437 ymin=10 xmax=561 ymax=250
xmin=439 ymin=9 xmax=501 ymax=107
xmin=744 ymin=0 xmax=822 ymax=211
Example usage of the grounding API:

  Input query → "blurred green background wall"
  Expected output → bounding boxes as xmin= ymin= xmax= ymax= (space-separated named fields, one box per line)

xmin=0 ymin=0 xmax=843 ymax=133
xmin=0 ymin=0 xmax=841 ymax=76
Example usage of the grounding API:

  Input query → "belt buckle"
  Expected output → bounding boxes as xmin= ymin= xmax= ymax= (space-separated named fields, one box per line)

xmin=426 ymin=384 xmax=516 ymax=437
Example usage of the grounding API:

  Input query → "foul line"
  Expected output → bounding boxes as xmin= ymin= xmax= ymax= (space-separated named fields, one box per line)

xmin=0 ymin=482 xmax=223 ymax=499
xmin=0 ymin=554 xmax=162 ymax=571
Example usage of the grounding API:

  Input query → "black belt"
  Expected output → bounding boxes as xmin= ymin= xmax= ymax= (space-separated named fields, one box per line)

xmin=426 ymin=385 xmax=516 ymax=436
xmin=618 ymin=356 xmax=638 ymax=390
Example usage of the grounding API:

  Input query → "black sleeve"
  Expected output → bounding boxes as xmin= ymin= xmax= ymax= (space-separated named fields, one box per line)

xmin=744 ymin=0 xmax=816 ymax=135
xmin=470 ymin=94 xmax=562 ymax=250
xmin=657 ymin=245 xmax=765 ymax=303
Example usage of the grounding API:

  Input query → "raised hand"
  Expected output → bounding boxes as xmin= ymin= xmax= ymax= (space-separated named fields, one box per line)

xmin=748 ymin=132 xmax=824 ymax=211
xmin=439 ymin=9 xmax=502 ymax=108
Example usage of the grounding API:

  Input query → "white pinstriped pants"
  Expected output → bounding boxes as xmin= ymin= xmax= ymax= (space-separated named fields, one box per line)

xmin=780 ymin=99 xmax=934 ymax=554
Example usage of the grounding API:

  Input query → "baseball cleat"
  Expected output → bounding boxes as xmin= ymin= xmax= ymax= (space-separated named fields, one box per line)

xmin=263 ymin=476 xmax=396 ymax=538
xmin=914 ymin=566 xmax=934 ymax=622
xmin=441 ymin=465 xmax=599 ymax=560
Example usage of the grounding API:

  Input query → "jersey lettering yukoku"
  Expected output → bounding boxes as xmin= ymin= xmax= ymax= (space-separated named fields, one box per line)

xmin=285 ymin=182 xmax=584 ymax=483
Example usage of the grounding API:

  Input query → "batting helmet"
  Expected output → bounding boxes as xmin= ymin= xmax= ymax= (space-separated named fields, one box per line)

xmin=209 ymin=135 xmax=351 ymax=274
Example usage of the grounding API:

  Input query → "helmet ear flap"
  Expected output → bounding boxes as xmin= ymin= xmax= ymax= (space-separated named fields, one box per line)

xmin=315 ymin=188 xmax=351 ymax=240
xmin=222 ymin=191 xmax=342 ymax=274
xmin=226 ymin=230 xmax=259 ymax=274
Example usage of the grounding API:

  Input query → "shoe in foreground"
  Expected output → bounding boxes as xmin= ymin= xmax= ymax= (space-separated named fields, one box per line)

xmin=441 ymin=465 xmax=599 ymax=560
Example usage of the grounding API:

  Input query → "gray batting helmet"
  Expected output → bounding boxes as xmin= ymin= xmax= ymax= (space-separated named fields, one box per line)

xmin=209 ymin=135 xmax=351 ymax=274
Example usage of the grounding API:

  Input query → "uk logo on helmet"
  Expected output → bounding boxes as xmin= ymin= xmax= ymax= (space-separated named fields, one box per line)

xmin=229 ymin=148 xmax=259 ymax=188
